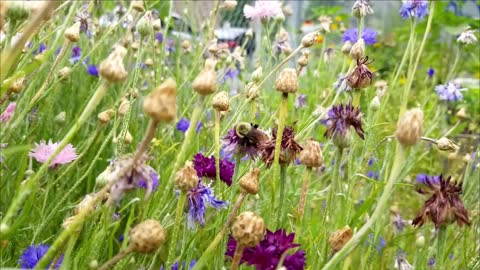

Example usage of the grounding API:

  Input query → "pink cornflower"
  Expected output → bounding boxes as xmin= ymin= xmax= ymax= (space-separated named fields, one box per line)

xmin=29 ymin=140 xmax=78 ymax=167
xmin=243 ymin=0 xmax=282 ymax=20
xmin=0 ymin=102 xmax=16 ymax=123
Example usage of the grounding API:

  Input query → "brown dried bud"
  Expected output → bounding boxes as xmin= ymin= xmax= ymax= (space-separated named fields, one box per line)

xmin=231 ymin=211 xmax=265 ymax=247
xmin=118 ymin=98 xmax=130 ymax=117
xmin=143 ymin=78 xmax=177 ymax=122
xmin=118 ymin=131 xmax=133 ymax=144
xmin=74 ymin=193 xmax=97 ymax=215
xmin=346 ymin=57 xmax=373 ymax=89
xmin=129 ymin=219 xmax=165 ymax=253
xmin=192 ymin=59 xmax=217 ymax=96
xmin=275 ymin=68 xmax=298 ymax=94
xmin=212 ymin=91 xmax=230 ymax=111
xmin=395 ymin=108 xmax=424 ymax=147
xmin=181 ymin=40 xmax=191 ymax=50
xmin=239 ymin=168 xmax=260 ymax=195
xmin=175 ymin=161 xmax=199 ymax=191
xmin=297 ymin=50 xmax=309 ymax=67
xmin=99 ymin=46 xmax=128 ymax=83
xmin=131 ymin=0 xmax=145 ymax=12
xmin=64 ymin=21 xmax=81 ymax=42
xmin=299 ymin=139 xmax=324 ymax=168
xmin=98 ymin=109 xmax=115 ymax=123
xmin=8 ymin=77 xmax=25 ymax=93
xmin=436 ymin=137 xmax=460 ymax=152
xmin=329 ymin=225 xmax=352 ymax=253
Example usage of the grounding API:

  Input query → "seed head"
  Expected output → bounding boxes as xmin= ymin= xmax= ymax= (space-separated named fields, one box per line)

xmin=299 ymin=139 xmax=324 ymax=168
xmin=131 ymin=0 xmax=145 ymax=12
xmin=98 ymin=109 xmax=115 ymax=124
xmin=436 ymin=137 xmax=459 ymax=152
xmin=275 ymin=68 xmax=298 ymax=94
xmin=318 ymin=16 xmax=332 ymax=33
xmin=192 ymin=59 xmax=217 ymax=96
xmin=64 ymin=21 xmax=81 ymax=42
xmin=231 ymin=211 xmax=265 ymax=247
xmin=129 ymin=219 xmax=166 ymax=253
xmin=212 ymin=91 xmax=230 ymax=112
xmin=239 ymin=168 xmax=260 ymax=195
xmin=99 ymin=46 xmax=128 ymax=83
xmin=329 ymin=226 xmax=352 ymax=253
xmin=456 ymin=108 xmax=467 ymax=120
xmin=175 ymin=161 xmax=199 ymax=191
xmin=352 ymin=0 xmax=374 ymax=18
xmin=395 ymin=108 xmax=424 ymax=147
xmin=117 ymin=98 xmax=130 ymax=117
xmin=145 ymin=58 xmax=154 ymax=67
xmin=350 ymin=38 xmax=365 ymax=60
xmin=346 ymin=57 xmax=373 ymax=89
xmin=297 ymin=50 xmax=309 ymax=67
xmin=143 ymin=78 xmax=177 ymax=122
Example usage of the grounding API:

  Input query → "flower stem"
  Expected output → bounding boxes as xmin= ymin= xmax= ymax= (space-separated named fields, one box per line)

xmin=193 ymin=192 xmax=247 ymax=270
xmin=98 ymin=246 xmax=134 ymax=270
xmin=0 ymin=80 xmax=110 ymax=239
xmin=134 ymin=120 xmax=159 ymax=164
xmin=229 ymin=244 xmax=245 ymax=270
xmin=296 ymin=167 xmax=312 ymax=237
xmin=446 ymin=46 xmax=460 ymax=81
xmin=166 ymin=191 xmax=188 ymax=267
xmin=352 ymin=91 xmax=361 ymax=107
xmin=273 ymin=93 xmax=288 ymax=227
xmin=215 ymin=110 xmax=221 ymax=183
xmin=322 ymin=143 xmax=406 ymax=270
xmin=436 ymin=226 xmax=448 ymax=269
xmin=276 ymin=164 xmax=288 ymax=227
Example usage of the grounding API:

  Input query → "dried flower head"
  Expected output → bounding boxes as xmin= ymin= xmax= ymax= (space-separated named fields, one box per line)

xmin=456 ymin=108 xmax=467 ymax=120
xmin=352 ymin=0 xmax=374 ymax=18
xmin=58 ymin=67 xmax=71 ymax=81
xmin=239 ymin=168 xmax=260 ymax=194
xmin=64 ymin=21 xmax=81 ymax=42
xmin=98 ymin=109 xmax=115 ymax=124
xmin=394 ymin=254 xmax=413 ymax=270
xmin=245 ymin=82 xmax=260 ymax=100
xmin=29 ymin=140 xmax=78 ymax=167
xmin=117 ymin=98 xmax=130 ymax=117
xmin=175 ymin=161 xmax=199 ymax=191
xmin=297 ymin=50 xmax=310 ymax=67
xmin=436 ymin=138 xmax=460 ymax=152
xmin=395 ymin=108 xmax=424 ymax=147
xmin=192 ymin=59 xmax=217 ymax=96
xmin=99 ymin=46 xmax=128 ymax=83
xmin=129 ymin=219 xmax=165 ymax=253
xmin=324 ymin=103 xmax=365 ymax=142
xmin=260 ymin=125 xmax=303 ymax=167
xmin=329 ymin=225 xmax=353 ymax=253
xmin=375 ymin=80 xmax=388 ymax=98
xmin=143 ymin=78 xmax=177 ymax=122
xmin=318 ymin=16 xmax=332 ymax=32
xmin=232 ymin=211 xmax=265 ymax=247
xmin=299 ymin=138 xmax=324 ymax=168
xmin=346 ymin=57 xmax=374 ymax=89
xmin=301 ymin=32 xmax=317 ymax=48
xmin=275 ymin=68 xmax=298 ymax=94
xmin=412 ymin=175 xmax=470 ymax=229
xmin=212 ymin=91 xmax=230 ymax=112
xmin=223 ymin=123 xmax=269 ymax=159
xmin=350 ymin=38 xmax=365 ymax=60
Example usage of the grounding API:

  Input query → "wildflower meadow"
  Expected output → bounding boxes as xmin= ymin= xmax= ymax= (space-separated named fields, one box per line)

xmin=1 ymin=0 xmax=479 ymax=269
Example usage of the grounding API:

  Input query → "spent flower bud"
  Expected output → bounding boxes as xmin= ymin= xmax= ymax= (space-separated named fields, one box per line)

xmin=232 ymin=211 xmax=265 ymax=247
xmin=275 ymin=68 xmax=298 ymax=94
xmin=299 ymin=139 xmax=324 ymax=168
xmin=239 ymin=168 xmax=260 ymax=195
xmin=143 ymin=78 xmax=177 ymax=122
xmin=99 ymin=46 xmax=128 ymax=83
xmin=352 ymin=0 xmax=374 ymax=18
xmin=212 ymin=91 xmax=230 ymax=112
xmin=98 ymin=109 xmax=115 ymax=124
xmin=223 ymin=0 xmax=238 ymax=11
xmin=58 ymin=67 xmax=71 ymax=81
xmin=131 ymin=0 xmax=145 ymax=12
xmin=136 ymin=11 xmax=154 ymax=37
xmin=129 ymin=219 xmax=165 ymax=253
xmin=251 ymin=67 xmax=263 ymax=83
xmin=8 ymin=77 xmax=25 ymax=93
xmin=436 ymin=137 xmax=460 ymax=152
xmin=329 ymin=226 xmax=353 ymax=253
xmin=395 ymin=108 xmax=424 ymax=147
xmin=175 ymin=161 xmax=199 ymax=191
xmin=192 ymin=59 xmax=217 ymax=96
xmin=64 ymin=21 xmax=81 ymax=42
xmin=301 ymin=32 xmax=317 ymax=48
xmin=341 ymin=41 xmax=352 ymax=55
xmin=350 ymin=38 xmax=365 ymax=60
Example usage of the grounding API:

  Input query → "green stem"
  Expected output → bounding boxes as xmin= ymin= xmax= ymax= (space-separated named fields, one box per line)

xmin=436 ymin=226 xmax=448 ymax=269
xmin=215 ymin=110 xmax=221 ymax=183
xmin=446 ymin=46 xmax=460 ymax=81
xmin=98 ymin=246 xmax=134 ymax=270
xmin=296 ymin=167 xmax=312 ymax=238
xmin=193 ymin=192 xmax=247 ymax=270
xmin=276 ymin=164 xmax=287 ymax=227
xmin=0 ymin=80 xmax=110 ymax=238
xmin=391 ymin=20 xmax=416 ymax=90
xmin=166 ymin=191 xmax=188 ymax=267
xmin=352 ymin=91 xmax=361 ymax=107
xmin=322 ymin=143 xmax=406 ymax=270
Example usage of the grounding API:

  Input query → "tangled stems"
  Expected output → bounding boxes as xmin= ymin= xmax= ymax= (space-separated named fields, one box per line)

xmin=193 ymin=192 xmax=247 ymax=270
xmin=322 ymin=143 xmax=406 ymax=270
xmin=273 ymin=93 xmax=288 ymax=227
xmin=296 ymin=167 xmax=312 ymax=237
xmin=166 ymin=191 xmax=188 ymax=267
xmin=0 ymin=80 xmax=110 ymax=238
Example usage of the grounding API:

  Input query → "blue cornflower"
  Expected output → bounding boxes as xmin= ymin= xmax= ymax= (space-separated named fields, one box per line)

xmin=18 ymin=244 xmax=63 ymax=269
xmin=428 ymin=257 xmax=435 ymax=266
xmin=416 ymin=174 xmax=440 ymax=185
xmin=222 ymin=68 xmax=239 ymax=83
xmin=400 ymin=0 xmax=429 ymax=20
xmin=161 ymin=260 xmax=197 ymax=270
xmin=186 ymin=181 xmax=228 ymax=229
xmin=32 ymin=43 xmax=47 ymax=55
xmin=367 ymin=234 xmax=386 ymax=253
xmin=294 ymin=94 xmax=307 ymax=109
xmin=70 ymin=46 xmax=82 ymax=64
xmin=367 ymin=171 xmax=379 ymax=180
xmin=435 ymin=82 xmax=467 ymax=101
xmin=176 ymin=117 xmax=202 ymax=133
xmin=368 ymin=157 xmax=375 ymax=166
xmin=86 ymin=64 xmax=98 ymax=77
xmin=427 ymin=67 xmax=434 ymax=78
xmin=137 ymin=165 xmax=160 ymax=191
xmin=343 ymin=28 xmax=378 ymax=45
xmin=155 ymin=32 xmax=163 ymax=43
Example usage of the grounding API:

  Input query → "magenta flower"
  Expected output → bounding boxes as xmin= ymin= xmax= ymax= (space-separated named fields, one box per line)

xmin=193 ymin=153 xmax=234 ymax=186
xmin=0 ymin=102 xmax=16 ymax=123
xmin=29 ymin=140 xmax=78 ymax=167
xmin=243 ymin=1 xmax=282 ymax=20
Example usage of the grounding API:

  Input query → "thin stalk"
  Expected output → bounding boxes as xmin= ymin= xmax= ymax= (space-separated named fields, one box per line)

xmin=296 ymin=167 xmax=312 ymax=237
xmin=229 ymin=245 xmax=245 ymax=270
xmin=322 ymin=143 xmax=406 ymax=270
xmin=436 ymin=226 xmax=448 ymax=269
xmin=0 ymin=80 xmax=110 ymax=238
xmin=166 ymin=191 xmax=188 ymax=266
xmin=276 ymin=164 xmax=287 ymax=227
xmin=98 ymin=246 xmax=134 ymax=270
xmin=134 ymin=120 xmax=159 ymax=164
xmin=207 ymin=0 xmax=221 ymax=41
xmin=215 ymin=110 xmax=221 ymax=183
xmin=446 ymin=46 xmax=460 ymax=81
xmin=273 ymin=93 xmax=288 ymax=227
xmin=352 ymin=91 xmax=361 ymax=107
xmin=327 ymin=148 xmax=343 ymax=226
xmin=391 ymin=20 xmax=416 ymax=90
xmin=193 ymin=192 xmax=247 ymax=270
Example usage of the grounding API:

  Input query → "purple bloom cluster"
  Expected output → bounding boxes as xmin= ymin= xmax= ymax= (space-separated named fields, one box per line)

xmin=294 ymin=94 xmax=307 ymax=109
xmin=400 ymin=0 xmax=429 ymax=20
xmin=226 ymin=229 xmax=306 ymax=270
xmin=193 ymin=153 xmax=234 ymax=186
xmin=343 ymin=28 xmax=378 ymax=45
xmin=186 ymin=182 xmax=227 ymax=229
xmin=18 ymin=244 xmax=63 ymax=269
xmin=435 ymin=82 xmax=466 ymax=101
xmin=324 ymin=103 xmax=365 ymax=140
xmin=70 ymin=46 xmax=82 ymax=64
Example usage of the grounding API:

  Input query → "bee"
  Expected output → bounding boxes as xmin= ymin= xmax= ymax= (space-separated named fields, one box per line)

xmin=235 ymin=122 xmax=269 ymax=147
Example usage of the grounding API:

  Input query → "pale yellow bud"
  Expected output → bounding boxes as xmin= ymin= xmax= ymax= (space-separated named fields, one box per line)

xmin=350 ymin=38 xmax=365 ymax=60
xmin=239 ymin=168 xmax=260 ymax=195
xmin=436 ymin=138 xmax=460 ymax=152
xmin=98 ymin=109 xmax=115 ymax=124
xmin=395 ymin=108 xmax=424 ymax=147
xmin=99 ymin=46 xmax=128 ymax=83
xmin=64 ymin=21 xmax=81 ymax=42
xmin=129 ymin=219 xmax=165 ymax=253
xmin=192 ymin=59 xmax=217 ymax=96
xmin=131 ymin=0 xmax=145 ymax=12
xmin=118 ymin=99 xmax=130 ymax=117
xmin=8 ymin=77 xmax=25 ymax=93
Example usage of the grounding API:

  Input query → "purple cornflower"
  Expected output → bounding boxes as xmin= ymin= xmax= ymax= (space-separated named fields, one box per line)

xmin=176 ymin=117 xmax=202 ymax=133
xmin=186 ymin=181 xmax=227 ymax=229
xmin=342 ymin=28 xmax=378 ymax=45
xmin=294 ymin=94 xmax=307 ymax=109
xmin=225 ymin=229 xmax=306 ymax=270
xmin=18 ymin=244 xmax=63 ymax=269
xmin=400 ymin=0 xmax=429 ymax=20
xmin=392 ymin=214 xmax=408 ymax=234
xmin=70 ymin=46 xmax=82 ymax=64
xmin=416 ymin=174 xmax=440 ymax=185
xmin=0 ymin=102 xmax=16 ymax=123
xmin=155 ymin=32 xmax=163 ymax=43
xmin=428 ymin=257 xmax=435 ymax=266
xmin=222 ymin=68 xmax=239 ymax=83
xmin=33 ymin=43 xmax=47 ymax=55
xmin=427 ymin=67 xmax=434 ymax=78
xmin=324 ymin=103 xmax=365 ymax=140
xmin=367 ymin=171 xmax=379 ymax=180
xmin=435 ymin=82 xmax=467 ymax=102
xmin=193 ymin=152 xmax=234 ymax=186
xmin=29 ymin=140 xmax=77 ymax=167
xmin=222 ymin=123 xmax=268 ymax=159
xmin=86 ymin=64 xmax=98 ymax=77
xmin=368 ymin=157 xmax=375 ymax=166
xmin=333 ymin=73 xmax=352 ymax=92
xmin=161 ymin=260 xmax=197 ymax=270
